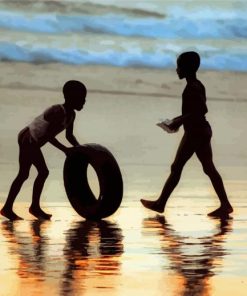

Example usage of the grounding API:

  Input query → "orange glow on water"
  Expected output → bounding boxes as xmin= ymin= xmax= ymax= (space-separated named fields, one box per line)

xmin=0 ymin=197 xmax=247 ymax=296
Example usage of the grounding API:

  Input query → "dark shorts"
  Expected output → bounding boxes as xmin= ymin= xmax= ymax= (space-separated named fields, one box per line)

xmin=18 ymin=127 xmax=35 ymax=147
xmin=17 ymin=127 xmax=47 ymax=168
xmin=185 ymin=124 xmax=212 ymax=148
xmin=172 ymin=125 xmax=213 ymax=169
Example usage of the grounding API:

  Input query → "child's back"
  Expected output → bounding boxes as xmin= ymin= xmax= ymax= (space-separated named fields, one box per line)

xmin=182 ymin=79 xmax=209 ymax=131
xmin=28 ymin=104 xmax=74 ymax=147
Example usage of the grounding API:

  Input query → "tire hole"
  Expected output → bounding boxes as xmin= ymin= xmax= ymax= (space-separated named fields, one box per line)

xmin=87 ymin=164 xmax=100 ymax=199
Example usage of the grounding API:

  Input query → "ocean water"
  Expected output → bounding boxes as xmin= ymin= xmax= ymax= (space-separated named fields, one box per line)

xmin=0 ymin=0 xmax=247 ymax=71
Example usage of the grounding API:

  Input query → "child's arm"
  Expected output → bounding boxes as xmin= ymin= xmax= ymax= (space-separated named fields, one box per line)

xmin=65 ymin=115 xmax=80 ymax=147
xmin=49 ymin=138 xmax=69 ymax=154
xmin=169 ymin=114 xmax=190 ymax=130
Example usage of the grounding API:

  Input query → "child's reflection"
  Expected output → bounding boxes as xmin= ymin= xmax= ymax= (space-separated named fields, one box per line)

xmin=61 ymin=220 xmax=124 ymax=295
xmin=1 ymin=220 xmax=50 ymax=281
xmin=142 ymin=216 xmax=233 ymax=296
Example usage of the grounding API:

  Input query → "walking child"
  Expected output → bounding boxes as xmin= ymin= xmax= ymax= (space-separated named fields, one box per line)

xmin=1 ymin=80 xmax=87 ymax=220
xmin=141 ymin=51 xmax=233 ymax=217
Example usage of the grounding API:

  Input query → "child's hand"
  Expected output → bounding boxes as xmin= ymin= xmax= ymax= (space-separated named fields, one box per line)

xmin=169 ymin=118 xmax=181 ymax=131
xmin=169 ymin=126 xmax=179 ymax=133
xmin=157 ymin=119 xmax=178 ymax=133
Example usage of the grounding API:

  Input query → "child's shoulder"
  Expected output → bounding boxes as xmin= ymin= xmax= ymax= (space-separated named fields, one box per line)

xmin=45 ymin=104 xmax=64 ymax=114
xmin=187 ymin=79 xmax=205 ymax=92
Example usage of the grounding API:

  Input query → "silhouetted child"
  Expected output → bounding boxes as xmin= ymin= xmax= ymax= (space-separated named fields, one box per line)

xmin=1 ymin=80 xmax=87 ymax=220
xmin=141 ymin=51 xmax=233 ymax=217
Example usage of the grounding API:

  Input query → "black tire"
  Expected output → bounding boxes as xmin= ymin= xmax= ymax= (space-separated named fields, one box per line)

xmin=63 ymin=144 xmax=123 ymax=220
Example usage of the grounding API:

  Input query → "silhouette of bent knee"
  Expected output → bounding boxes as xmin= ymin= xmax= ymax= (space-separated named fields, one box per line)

xmin=63 ymin=144 xmax=123 ymax=220
xmin=18 ymin=170 xmax=30 ymax=182
xmin=35 ymin=168 xmax=49 ymax=179
xmin=170 ymin=162 xmax=184 ymax=176
xmin=202 ymin=162 xmax=217 ymax=176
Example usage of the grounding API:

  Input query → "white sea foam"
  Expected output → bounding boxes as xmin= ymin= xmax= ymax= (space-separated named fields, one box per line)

xmin=0 ymin=1 xmax=246 ymax=71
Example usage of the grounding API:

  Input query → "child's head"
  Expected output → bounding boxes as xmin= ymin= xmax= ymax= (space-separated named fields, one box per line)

xmin=176 ymin=51 xmax=200 ymax=79
xmin=63 ymin=80 xmax=87 ymax=110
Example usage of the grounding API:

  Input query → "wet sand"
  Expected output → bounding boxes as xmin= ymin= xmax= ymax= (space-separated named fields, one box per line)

xmin=0 ymin=62 xmax=247 ymax=295
xmin=0 ymin=200 xmax=247 ymax=296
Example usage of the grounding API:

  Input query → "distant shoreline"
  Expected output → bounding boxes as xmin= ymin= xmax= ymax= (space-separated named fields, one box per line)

xmin=0 ymin=62 xmax=247 ymax=103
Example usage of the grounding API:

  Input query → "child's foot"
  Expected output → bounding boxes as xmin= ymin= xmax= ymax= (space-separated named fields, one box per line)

xmin=0 ymin=207 xmax=23 ymax=221
xmin=140 ymin=199 xmax=164 ymax=213
xmin=29 ymin=206 xmax=52 ymax=220
xmin=208 ymin=206 xmax=233 ymax=218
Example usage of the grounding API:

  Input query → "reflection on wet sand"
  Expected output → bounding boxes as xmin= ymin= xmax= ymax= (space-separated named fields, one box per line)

xmin=1 ymin=220 xmax=50 ymax=281
xmin=61 ymin=220 xmax=124 ymax=295
xmin=0 ymin=218 xmax=124 ymax=295
xmin=143 ymin=216 xmax=233 ymax=296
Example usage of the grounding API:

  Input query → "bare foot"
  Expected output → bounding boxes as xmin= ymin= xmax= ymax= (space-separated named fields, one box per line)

xmin=208 ymin=206 xmax=233 ymax=218
xmin=0 ymin=207 xmax=23 ymax=221
xmin=29 ymin=206 xmax=52 ymax=220
xmin=140 ymin=199 xmax=164 ymax=213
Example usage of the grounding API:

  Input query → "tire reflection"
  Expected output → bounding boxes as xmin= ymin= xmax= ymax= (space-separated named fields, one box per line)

xmin=61 ymin=220 xmax=124 ymax=295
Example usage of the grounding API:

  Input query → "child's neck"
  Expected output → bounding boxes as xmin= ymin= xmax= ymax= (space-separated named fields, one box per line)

xmin=185 ymin=73 xmax=197 ymax=83
xmin=63 ymin=102 xmax=73 ymax=112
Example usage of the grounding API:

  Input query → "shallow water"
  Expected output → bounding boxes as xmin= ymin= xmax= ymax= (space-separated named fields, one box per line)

xmin=0 ymin=197 xmax=247 ymax=296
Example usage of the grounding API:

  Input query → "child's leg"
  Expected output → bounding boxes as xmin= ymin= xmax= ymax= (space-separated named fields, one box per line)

xmin=196 ymin=142 xmax=233 ymax=217
xmin=141 ymin=133 xmax=195 ymax=213
xmin=1 ymin=147 xmax=32 ymax=220
xmin=29 ymin=148 xmax=51 ymax=220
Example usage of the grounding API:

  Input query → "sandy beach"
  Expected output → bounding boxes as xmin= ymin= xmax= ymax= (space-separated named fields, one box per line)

xmin=0 ymin=62 xmax=247 ymax=295
xmin=0 ymin=62 xmax=247 ymax=201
